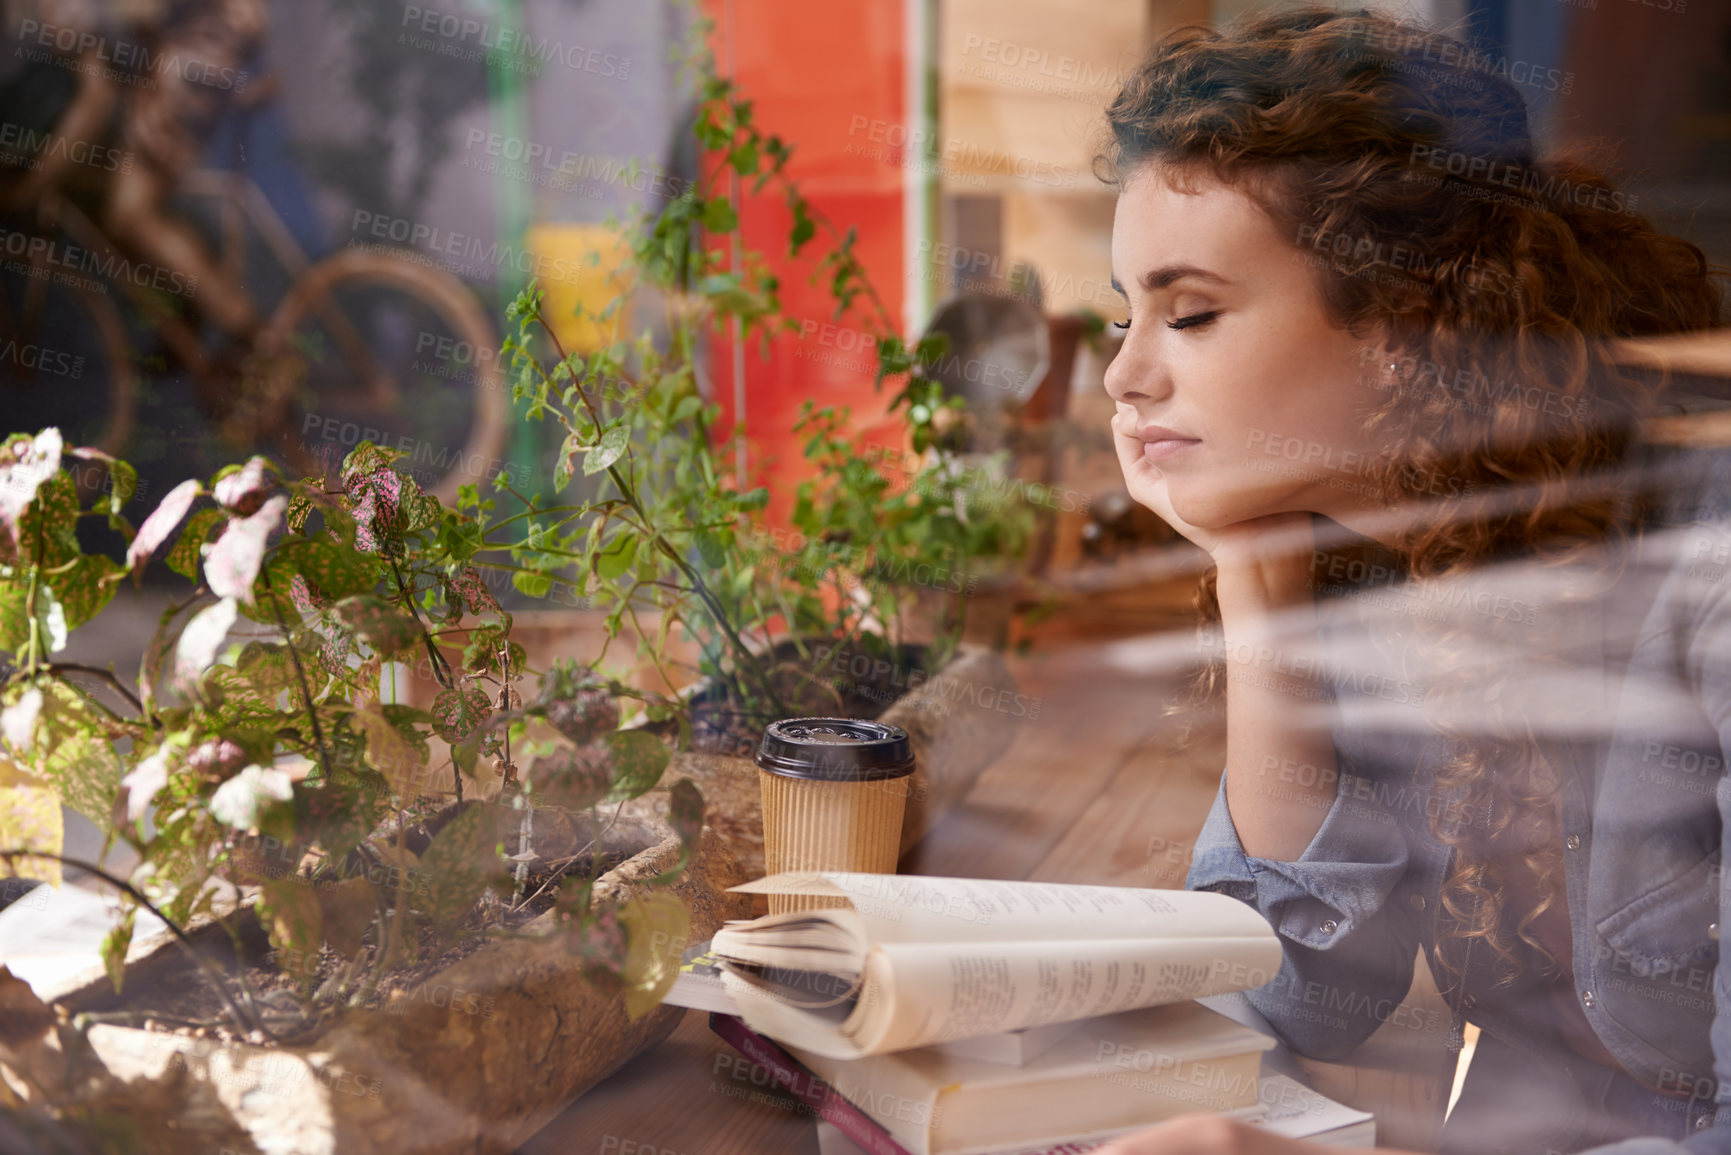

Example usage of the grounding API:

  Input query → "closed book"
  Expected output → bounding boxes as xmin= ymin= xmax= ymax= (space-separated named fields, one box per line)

xmin=925 ymin=1019 xmax=1078 ymax=1067
xmin=710 ymin=1012 xmax=913 ymax=1155
xmin=783 ymin=1001 xmax=1275 ymax=1155
xmin=814 ymin=1074 xmax=1373 ymax=1153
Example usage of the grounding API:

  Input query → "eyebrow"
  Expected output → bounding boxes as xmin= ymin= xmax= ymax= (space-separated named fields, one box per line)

xmin=1109 ymin=264 xmax=1231 ymax=297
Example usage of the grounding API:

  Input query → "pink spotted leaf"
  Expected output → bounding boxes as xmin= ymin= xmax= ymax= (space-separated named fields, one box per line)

xmin=204 ymin=495 xmax=287 ymax=603
xmin=126 ymin=479 xmax=203 ymax=572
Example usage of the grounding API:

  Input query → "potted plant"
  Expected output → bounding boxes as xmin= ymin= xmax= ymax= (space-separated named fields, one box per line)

xmin=479 ymin=24 xmax=1042 ymax=876
xmin=0 ymin=428 xmax=748 ymax=1154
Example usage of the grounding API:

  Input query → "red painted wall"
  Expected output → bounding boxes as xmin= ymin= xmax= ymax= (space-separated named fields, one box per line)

xmin=701 ymin=0 xmax=910 ymax=524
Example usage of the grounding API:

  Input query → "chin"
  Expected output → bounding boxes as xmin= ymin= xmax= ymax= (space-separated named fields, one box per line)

xmin=1166 ymin=477 xmax=1296 ymax=530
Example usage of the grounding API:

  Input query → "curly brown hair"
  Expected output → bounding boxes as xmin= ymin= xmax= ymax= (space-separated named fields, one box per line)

xmin=1100 ymin=7 xmax=1725 ymax=993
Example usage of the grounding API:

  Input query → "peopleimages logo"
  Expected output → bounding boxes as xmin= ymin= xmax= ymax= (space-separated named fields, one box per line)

xmin=399 ymin=5 xmax=630 ymax=79
xmin=0 ymin=226 xmax=198 ymax=298
xmin=460 ymin=130 xmax=688 ymax=199
xmin=0 ymin=121 xmax=132 ymax=174
xmin=348 ymin=210 xmax=587 ymax=286
xmin=15 ymin=19 xmax=251 ymax=91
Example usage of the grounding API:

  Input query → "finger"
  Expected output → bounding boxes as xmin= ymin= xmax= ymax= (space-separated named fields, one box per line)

xmin=1110 ymin=408 xmax=1155 ymax=483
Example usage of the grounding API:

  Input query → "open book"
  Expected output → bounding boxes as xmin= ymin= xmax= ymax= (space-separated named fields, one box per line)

xmin=712 ymin=873 xmax=1282 ymax=1059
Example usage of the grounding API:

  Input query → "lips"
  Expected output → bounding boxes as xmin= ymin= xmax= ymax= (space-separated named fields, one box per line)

xmin=1135 ymin=424 xmax=1201 ymax=463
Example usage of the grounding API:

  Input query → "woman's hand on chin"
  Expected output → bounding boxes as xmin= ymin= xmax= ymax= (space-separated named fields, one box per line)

xmin=1111 ymin=409 xmax=1315 ymax=576
xmin=1092 ymin=1115 xmax=1422 ymax=1155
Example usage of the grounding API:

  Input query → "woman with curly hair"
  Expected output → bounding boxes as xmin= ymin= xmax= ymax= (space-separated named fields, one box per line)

xmin=1088 ymin=8 xmax=1728 ymax=1155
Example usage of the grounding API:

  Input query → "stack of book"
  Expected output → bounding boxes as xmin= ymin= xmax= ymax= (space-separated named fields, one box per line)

xmin=666 ymin=872 xmax=1375 ymax=1154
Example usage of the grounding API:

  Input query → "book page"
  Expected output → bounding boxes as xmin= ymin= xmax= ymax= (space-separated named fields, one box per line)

xmin=850 ymin=934 xmax=1285 ymax=1055
xmin=733 ymin=929 xmax=1284 ymax=1059
xmin=731 ymin=873 xmax=1275 ymax=949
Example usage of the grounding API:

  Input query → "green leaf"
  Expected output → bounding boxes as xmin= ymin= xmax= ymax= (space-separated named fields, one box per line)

xmin=667 ymin=777 xmax=704 ymax=852
xmin=695 ymin=529 xmax=725 ymax=569
xmin=433 ymin=514 xmax=484 ymax=566
xmin=727 ymin=138 xmax=758 ymax=176
xmin=701 ymin=197 xmax=738 ymax=233
xmin=334 ymin=595 xmax=421 ymax=658
xmin=101 ymin=906 xmax=135 ymax=995
xmin=619 ymin=892 xmax=690 ymax=1020
xmin=432 ymin=685 xmax=492 ymax=744
xmin=166 ymin=508 xmax=226 ymax=578
xmin=460 ymin=624 xmax=524 ymax=680
xmin=670 ymin=394 xmax=704 ymax=425
xmin=26 ymin=681 xmax=123 ymax=823
xmin=351 ymin=702 xmax=426 ymax=798
xmin=604 ymin=730 xmax=669 ymax=801
xmin=45 ymin=554 xmax=120 ymax=632
xmin=32 ymin=584 xmax=67 ymax=654
xmin=80 ymin=452 xmax=136 ymax=526
xmin=233 ymin=642 xmax=297 ymax=700
xmin=529 ymin=745 xmax=610 ymax=811
xmin=0 ymin=579 xmax=27 ymax=657
xmin=259 ymin=877 xmax=323 ymax=986
xmin=419 ymin=803 xmax=509 ymax=928
xmin=0 ymin=748 xmax=63 ymax=887
xmin=296 ymin=779 xmax=385 ymax=864
xmin=785 ymin=188 xmax=817 ymax=255
xmin=512 ymin=570 xmax=552 ymax=599
xmin=595 ymin=532 xmax=639 ymax=581
xmin=19 ymin=472 xmax=78 ymax=571
xmin=584 ymin=425 xmax=630 ymax=476
xmin=268 ymin=538 xmax=379 ymax=606
xmin=648 ymin=776 xmax=705 ymax=884
xmin=340 ymin=442 xmax=404 ymax=486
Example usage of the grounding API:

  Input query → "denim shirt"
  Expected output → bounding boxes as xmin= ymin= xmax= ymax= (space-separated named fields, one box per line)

xmin=1186 ymin=447 xmax=1731 ymax=1154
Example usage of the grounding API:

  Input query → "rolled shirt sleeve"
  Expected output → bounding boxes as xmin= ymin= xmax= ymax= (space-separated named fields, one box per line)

xmin=1186 ymin=760 xmax=1423 ymax=1061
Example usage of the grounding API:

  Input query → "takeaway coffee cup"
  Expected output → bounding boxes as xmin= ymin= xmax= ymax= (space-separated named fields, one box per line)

xmin=755 ymin=718 xmax=916 ymax=915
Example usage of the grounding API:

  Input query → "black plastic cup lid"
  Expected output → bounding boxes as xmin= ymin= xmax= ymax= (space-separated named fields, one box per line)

xmin=755 ymin=718 xmax=916 ymax=781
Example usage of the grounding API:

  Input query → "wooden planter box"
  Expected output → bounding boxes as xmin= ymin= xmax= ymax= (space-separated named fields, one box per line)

xmin=1 ymin=644 xmax=1021 ymax=1154
xmin=7 ymin=830 xmax=750 ymax=1155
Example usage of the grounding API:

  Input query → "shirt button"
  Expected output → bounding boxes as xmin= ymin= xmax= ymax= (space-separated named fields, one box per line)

xmin=1695 ymin=1113 xmax=1715 ymax=1132
xmin=1462 ymin=994 xmax=1477 ymax=1010
xmin=1581 ymin=990 xmax=1596 ymax=1009
xmin=1319 ymin=919 xmax=1338 ymax=935
xmin=1409 ymin=894 xmax=1427 ymax=912
xmin=1565 ymin=833 xmax=1581 ymax=851
xmin=1711 ymin=922 xmax=1720 ymax=941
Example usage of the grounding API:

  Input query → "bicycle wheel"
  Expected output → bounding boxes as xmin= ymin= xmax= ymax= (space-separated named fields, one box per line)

xmin=0 ymin=255 xmax=137 ymax=464
xmin=256 ymin=247 xmax=510 ymax=503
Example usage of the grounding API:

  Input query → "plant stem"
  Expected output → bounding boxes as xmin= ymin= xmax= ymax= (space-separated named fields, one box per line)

xmin=260 ymin=570 xmax=334 ymax=785
xmin=532 ymin=314 xmax=788 ymax=715
xmin=389 ymin=555 xmax=452 ymax=691
xmin=45 ymin=664 xmax=143 ymax=713
xmin=0 ymin=851 xmax=265 ymax=1038
xmin=483 ymin=504 xmax=590 ymax=534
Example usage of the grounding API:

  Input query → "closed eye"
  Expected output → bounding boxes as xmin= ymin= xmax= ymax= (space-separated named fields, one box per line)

xmin=1167 ymin=311 xmax=1219 ymax=331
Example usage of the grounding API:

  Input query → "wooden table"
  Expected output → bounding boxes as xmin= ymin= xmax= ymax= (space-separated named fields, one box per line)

xmin=519 ymin=606 xmax=1457 ymax=1154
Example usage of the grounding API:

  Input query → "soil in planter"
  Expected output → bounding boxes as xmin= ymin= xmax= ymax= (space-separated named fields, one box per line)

xmin=674 ymin=639 xmax=936 ymax=760
xmin=56 ymin=801 xmax=643 ymax=1049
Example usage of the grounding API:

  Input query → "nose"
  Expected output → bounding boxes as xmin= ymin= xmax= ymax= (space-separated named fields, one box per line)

xmin=1101 ymin=331 xmax=1170 ymax=407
